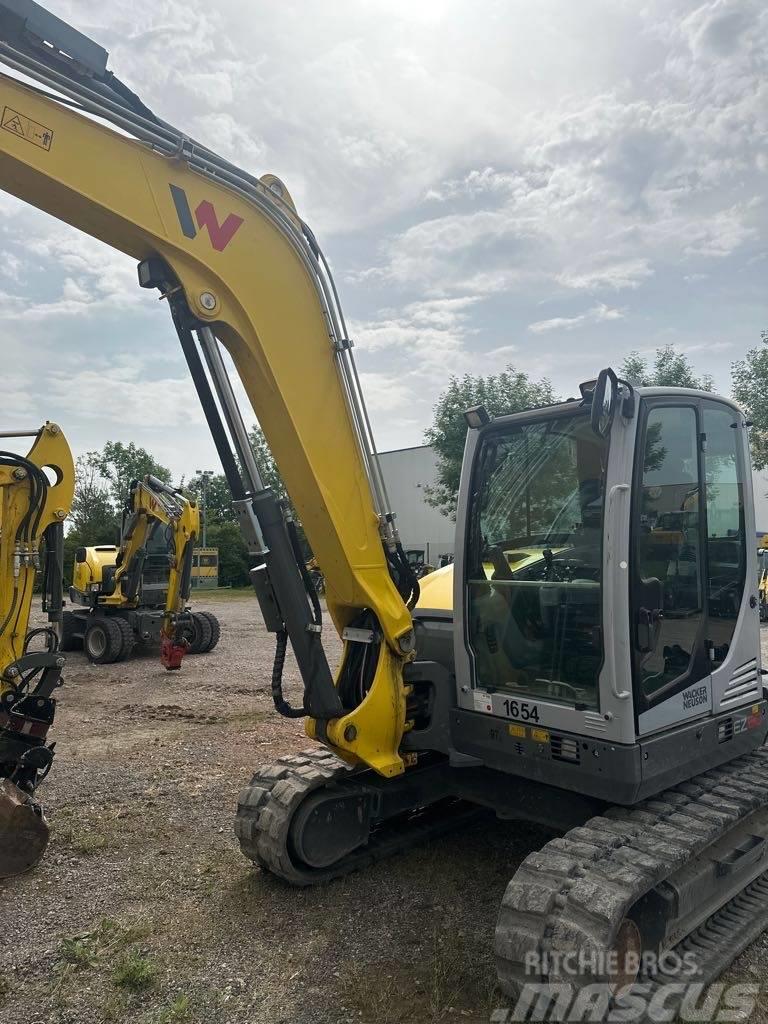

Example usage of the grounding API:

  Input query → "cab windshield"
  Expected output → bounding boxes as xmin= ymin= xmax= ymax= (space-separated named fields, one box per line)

xmin=466 ymin=410 xmax=608 ymax=710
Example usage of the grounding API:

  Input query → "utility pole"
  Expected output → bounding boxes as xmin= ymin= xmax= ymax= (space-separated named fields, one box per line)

xmin=195 ymin=469 xmax=213 ymax=548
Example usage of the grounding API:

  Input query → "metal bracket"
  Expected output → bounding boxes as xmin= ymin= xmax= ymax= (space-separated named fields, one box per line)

xmin=233 ymin=498 xmax=268 ymax=555
xmin=0 ymin=0 xmax=109 ymax=76
xmin=342 ymin=626 xmax=377 ymax=644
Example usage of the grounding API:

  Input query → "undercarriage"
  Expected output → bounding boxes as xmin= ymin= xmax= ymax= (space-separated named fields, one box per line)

xmin=236 ymin=743 xmax=768 ymax=1009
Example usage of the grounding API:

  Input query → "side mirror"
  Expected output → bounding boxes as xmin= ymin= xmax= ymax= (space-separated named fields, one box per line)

xmin=75 ymin=547 xmax=87 ymax=563
xmin=590 ymin=367 xmax=619 ymax=438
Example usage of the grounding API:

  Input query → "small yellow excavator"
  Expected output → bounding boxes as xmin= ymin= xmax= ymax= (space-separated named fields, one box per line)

xmin=0 ymin=422 xmax=74 ymax=877
xmin=60 ymin=475 xmax=218 ymax=670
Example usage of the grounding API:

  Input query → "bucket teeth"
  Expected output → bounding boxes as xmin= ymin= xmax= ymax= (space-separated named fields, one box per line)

xmin=0 ymin=779 xmax=50 ymax=879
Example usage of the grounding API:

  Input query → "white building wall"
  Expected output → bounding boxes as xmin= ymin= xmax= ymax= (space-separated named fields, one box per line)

xmin=378 ymin=445 xmax=454 ymax=565
xmin=754 ymin=470 xmax=768 ymax=533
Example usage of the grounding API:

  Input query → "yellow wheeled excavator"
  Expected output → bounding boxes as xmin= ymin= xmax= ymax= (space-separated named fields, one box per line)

xmin=0 ymin=422 xmax=74 ymax=877
xmin=1 ymin=3 xmax=768 ymax=1005
xmin=60 ymin=474 xmax=218 ymax=669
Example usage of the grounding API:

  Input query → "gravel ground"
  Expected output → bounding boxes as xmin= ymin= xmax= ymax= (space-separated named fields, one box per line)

xmin=2 ymin=600 xmax=768 ymax=1024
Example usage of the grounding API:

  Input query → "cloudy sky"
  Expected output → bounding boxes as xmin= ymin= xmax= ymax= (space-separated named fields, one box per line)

xmin=2 ymin=0 xmax=766 ymax=482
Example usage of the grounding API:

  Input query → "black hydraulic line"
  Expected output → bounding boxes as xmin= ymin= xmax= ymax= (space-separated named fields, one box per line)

xmin=0 ymin=452 xmax=44 ymax=542
xmin=337 ymin=609 xmax=380 ymax=710
xmin=251 ymin=489 xmax=342 ymax=720
xmin=1 ymin=447 xmax=50 ymax=543
xmin=122 ymin=547 xmax=148 ymax=604
xmin=178 ymin=537 xmax=195 ymax=603
xmin=41 ymin=521 xmax=64 ymax=618
xmin=23 ymin=628 xmax=57 ymax=654
xmin=168 ymin=299 xmax=247 ymax=503
xmin=384 ymin=541 xmax=420 ymax=610
xmin=0 ymin=584 xmax=19 ymax=642
xmin=28 ymin=462 xmax=50 ymax=542
xmin=270 ymin=631 xmax=305 ymax=718
xmin=104 ymin=73 xmax=160 ymax=124
xmin=284 ymin=515 xmax=322 ymax=628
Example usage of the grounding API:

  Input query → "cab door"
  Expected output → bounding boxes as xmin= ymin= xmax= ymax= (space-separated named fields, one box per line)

xmin=631 ymin=397 xmax=755 ymax=735
xmin=631 ymin=401 xmax=711 ymax=734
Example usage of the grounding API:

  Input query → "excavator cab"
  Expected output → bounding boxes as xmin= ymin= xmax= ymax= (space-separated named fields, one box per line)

xmin=442 ymin=374 xmax=761 ymax=795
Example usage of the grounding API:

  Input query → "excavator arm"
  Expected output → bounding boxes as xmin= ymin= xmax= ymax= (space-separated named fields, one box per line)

xmin=0 ymin=2 xmax=418 ymax=776
xmin=112 ymin=475 xmax=199 ymax=669
xmin=0 ymin=421 xmax=74 ymax=877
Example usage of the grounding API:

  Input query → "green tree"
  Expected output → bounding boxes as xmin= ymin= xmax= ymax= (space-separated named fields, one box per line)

xmin=63 ymin=443 xmax=170 ymax=586
xmin=248 ymin=425 xmax=290 ymax=502
xmin=423 ymin=366 xmax=557 ymax=519
xmin=186 ymin=472 xmax=237 ymax=525
xmin=248 ymin=424 xmax=310 ymax=554
xmin=87 ymin=441 xmax=172 ymax=511
xmin=68 ymin=455 xmax=120 ymax=541
xmin=206 ymin=520 xmax=252 ymax=587
xmin=620 ymin=345 xmax=714 ymax=391
xmin=732 ymin=330 xmax=768 ymax=470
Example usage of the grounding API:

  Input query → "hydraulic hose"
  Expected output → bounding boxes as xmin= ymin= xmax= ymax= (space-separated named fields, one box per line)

xmin=270 ymin=631 xmax=306 ymax=719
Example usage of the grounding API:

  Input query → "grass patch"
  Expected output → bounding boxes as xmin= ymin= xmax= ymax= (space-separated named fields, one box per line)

xmin=54 ymin=806 xmax=129 ymax=855
xmin=53 ymin=916 xmax=157 ymax=1006
xmin=338 ymin=920 xmax=499 ymax=1024
xmin=158 ymin=994 xmax=191 ymax=1022
xmin=60 ymin=936 xmax=99 ymax=969
xmin=112 ymin=951 xmax=157 ymax=992
xmin=194 ymin=587 xmax=254 ymax=602
xmin=102 ymin=991 xmax=128 ymax=1022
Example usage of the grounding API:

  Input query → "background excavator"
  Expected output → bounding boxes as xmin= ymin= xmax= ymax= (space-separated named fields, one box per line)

xmin=59 ymin=474 xmax=219 ymax=669
xmin=1 ymin=2 xmax=768 ymax=1005
xmin=0 ymin=422 xmax=73 ymax=878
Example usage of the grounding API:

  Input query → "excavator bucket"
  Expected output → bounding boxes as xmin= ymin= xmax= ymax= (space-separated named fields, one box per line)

xmin=0 ymin=779 xmax=50 ymax=879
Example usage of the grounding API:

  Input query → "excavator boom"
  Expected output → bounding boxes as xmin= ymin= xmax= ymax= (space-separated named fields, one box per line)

xmin=0 ymin=2 xmax=417 ymax=775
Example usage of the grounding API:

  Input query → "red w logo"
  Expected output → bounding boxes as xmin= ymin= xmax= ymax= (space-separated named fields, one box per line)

xmin=170 ymin=185 xmax=244 ymax=252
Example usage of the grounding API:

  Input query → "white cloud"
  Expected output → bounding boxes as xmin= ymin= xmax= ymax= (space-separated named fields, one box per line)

xmin=528 ymin=303 xmax=624 ymax=334
xmin=46 ymin=360 xmax=201 ymax=429
xmin=485 ymin=343 xmax=518 ymax=359
xmin=557 ymin=259 xmax=654 ymax=292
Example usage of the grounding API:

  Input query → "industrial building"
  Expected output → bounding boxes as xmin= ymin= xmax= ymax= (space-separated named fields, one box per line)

xmin=378 ymin=445 xmax=454 ymax=568
xmin=754 ymin=470 xmax=768 ymax=533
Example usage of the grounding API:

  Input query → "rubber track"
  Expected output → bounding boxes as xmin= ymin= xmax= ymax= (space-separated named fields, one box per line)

xmin=235 ymin=748 xmax=485 ymax=885
xmin=495 ymin=746 xmax=768 ymax=996
xmin=632 ymin=869 xmax=768 ymax=1020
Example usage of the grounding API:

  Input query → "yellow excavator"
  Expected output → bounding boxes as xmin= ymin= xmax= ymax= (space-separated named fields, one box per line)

xmin=0 ymin=422 xmax=74 ymax=877
xmin=1 ymin=3 xmax=768 ymax=1004
xmin=60 ymin=474 xmax=218 ymax=669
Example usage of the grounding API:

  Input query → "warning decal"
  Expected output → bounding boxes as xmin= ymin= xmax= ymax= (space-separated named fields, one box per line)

xmin=473 ymin=689 xmax=493 ymax=714
xmin=1 ymin=107 xmax=53 ymax=151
